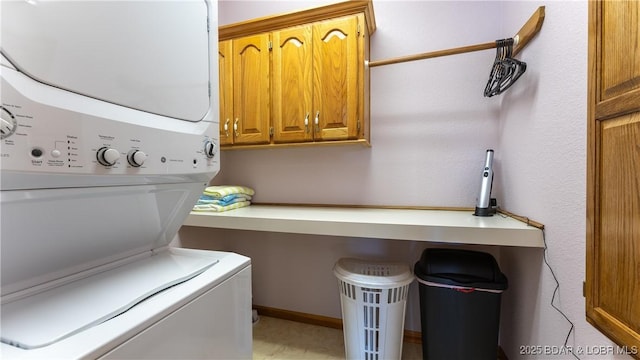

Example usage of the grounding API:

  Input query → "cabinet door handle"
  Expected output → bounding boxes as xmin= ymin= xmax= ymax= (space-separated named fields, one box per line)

xmin=304 ymin=113 xmax=310 ymax=133
xmin=314 ymin=111 xmax=320 ymax=133
xmin=224 ymin=119 xmax=230 ymax=137
xmin=234 ymin=118 xmax=239 ymax=137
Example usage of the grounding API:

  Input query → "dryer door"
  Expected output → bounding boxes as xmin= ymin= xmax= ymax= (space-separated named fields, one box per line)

xmin=1 ymin=1 xmax=211 ymax=122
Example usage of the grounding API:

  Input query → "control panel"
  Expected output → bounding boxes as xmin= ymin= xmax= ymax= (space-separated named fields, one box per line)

xmin=1 ymin=67 xmax=219 ymax=183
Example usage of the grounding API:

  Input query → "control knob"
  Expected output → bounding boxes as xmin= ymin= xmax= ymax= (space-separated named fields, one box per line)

xmin=96 ymin=147 xmax=120 ymax=166
xmin=127 ymin=149 xmax=147 ymax=167
xmin=1 ymin=107 xmax=17 ymax=140
xmin=204 ymin=140 xmax=217 ymax=158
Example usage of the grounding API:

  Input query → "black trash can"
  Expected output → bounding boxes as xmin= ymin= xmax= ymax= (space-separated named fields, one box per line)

xmin=414 ymin=248 xmax=508 ymax=360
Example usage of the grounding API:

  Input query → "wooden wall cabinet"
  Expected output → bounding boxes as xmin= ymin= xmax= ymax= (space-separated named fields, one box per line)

xmin=586 ymin=0 xmax=640 ymax=355
xmin=218 ymin=0 xmax=375 ymax=149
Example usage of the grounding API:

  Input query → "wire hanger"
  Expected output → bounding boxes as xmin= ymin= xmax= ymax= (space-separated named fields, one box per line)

xmin=368 ymin=7 xmax=545 ymax=96
xmin=484 ymin=38 xmax=527 ymax=97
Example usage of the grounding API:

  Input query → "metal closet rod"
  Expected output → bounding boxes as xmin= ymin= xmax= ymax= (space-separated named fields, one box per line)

xmin=368 ymin=6 xmax=545 ymax=68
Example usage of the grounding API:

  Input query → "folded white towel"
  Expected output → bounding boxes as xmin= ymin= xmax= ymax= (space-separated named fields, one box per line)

xmin=203 ymin=185 xmax=255 ymax=199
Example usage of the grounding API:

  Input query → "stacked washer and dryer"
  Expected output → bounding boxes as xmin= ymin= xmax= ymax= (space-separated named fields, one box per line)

xmin=0 ymin=1 xmax=252 ymax=358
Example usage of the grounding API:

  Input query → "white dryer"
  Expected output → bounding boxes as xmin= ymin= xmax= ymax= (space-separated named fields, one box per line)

xmin=0 ymin=1 xmax=252 ymax=358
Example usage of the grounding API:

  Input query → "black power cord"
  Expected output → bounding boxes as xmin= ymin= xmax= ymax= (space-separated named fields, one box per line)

xmin=542 ymin=228 xmax=580 ymax=360
xmin=497 ymin=209 xmax=580 ymax=359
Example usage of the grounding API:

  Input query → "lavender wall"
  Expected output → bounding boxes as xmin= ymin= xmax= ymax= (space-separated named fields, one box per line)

xmin=497 ymin=2 xmax=628 ymax=359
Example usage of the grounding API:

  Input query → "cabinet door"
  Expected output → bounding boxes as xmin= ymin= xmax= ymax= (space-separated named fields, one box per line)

xmin=232 ymin=34 xmax=271 ymax=145
xmin=599 ymin=1 xmax=640 ymax=102
xmin=218 ymin=40 xmax=233 ymax=145
xmin=587 ymin=0 xmax=640 ymax=352
xmin=592 ymin=113 xmax=640 ymax=346
xmin=312 ymin=16 xmax=359 ymax=141
xmin=272 ymin=26 xmax=313 ymax=143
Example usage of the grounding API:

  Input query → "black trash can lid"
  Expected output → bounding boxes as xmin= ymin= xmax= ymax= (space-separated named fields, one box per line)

xmin=414 ymin=248 xmax=508 ymax=291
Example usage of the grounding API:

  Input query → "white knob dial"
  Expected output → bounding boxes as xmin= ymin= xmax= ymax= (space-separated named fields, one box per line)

xmin=1 ymin=107 xmax=17 ymax=140
xmin=204 ymin=140 xmax=217 ymax=158
xmin=127 ymin=150 xmax=147 ymax=167
xmin=96 ymin=147 xmax=120 ymax=166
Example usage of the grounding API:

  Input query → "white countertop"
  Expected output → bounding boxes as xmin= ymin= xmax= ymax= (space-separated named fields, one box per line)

xmin=183 ymin=205 xmax=544 ymax=248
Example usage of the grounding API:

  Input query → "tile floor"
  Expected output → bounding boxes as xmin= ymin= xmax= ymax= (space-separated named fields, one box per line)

xmin=252 ymin=316 xmax=423 ymax=359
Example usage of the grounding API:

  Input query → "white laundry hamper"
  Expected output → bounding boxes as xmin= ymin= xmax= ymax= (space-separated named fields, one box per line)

xmin=334 ymin=258 xmax=415 ymax=360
